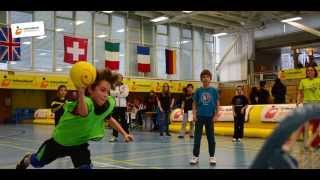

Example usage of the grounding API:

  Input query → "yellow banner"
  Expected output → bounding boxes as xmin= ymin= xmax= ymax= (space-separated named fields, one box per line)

xmin=1 ymin=70 xmax=212 ymax=92
xmin=125 ymin=78 xmax=156 ymax=93
xmin=0 ymin=72 xmax=37 ymax=89
xmin=152 ymin=80 xmax=167 ymax=93
xmin=0 ymin=71 xmax=76 ymax=90
xmin=124 ymin=78 xmax=202 ymax=93
xmin=35 ymin=76 xmax=75 ymax=90
xmin=279 ymin=67 xmax=320 ymax=80
xmin=168 ymin=81 xmax=187 ymax=93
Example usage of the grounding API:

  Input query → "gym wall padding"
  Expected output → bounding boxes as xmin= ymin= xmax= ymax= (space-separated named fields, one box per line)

xmin=170 ymin=105 xmax=280 ymax=138
xmin=11 ymin=90 xmax=47 ymax=109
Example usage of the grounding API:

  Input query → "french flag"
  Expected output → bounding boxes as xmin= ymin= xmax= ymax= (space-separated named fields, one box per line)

xmin=137 ymin=46 xmax=150 ymax=73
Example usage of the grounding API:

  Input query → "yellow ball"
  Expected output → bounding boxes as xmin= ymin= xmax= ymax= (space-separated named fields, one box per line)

xmin=70 ymin=61 xmax=96 ymax=88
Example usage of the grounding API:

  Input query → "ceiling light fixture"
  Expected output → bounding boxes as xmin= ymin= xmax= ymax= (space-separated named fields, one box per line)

xmin=150 ymin=16 xmax=168 ymax=23
xmin=281 ymin=17 xmax=302 ymax=23
xmin=213 ymin=33 xmax=228 ymax=37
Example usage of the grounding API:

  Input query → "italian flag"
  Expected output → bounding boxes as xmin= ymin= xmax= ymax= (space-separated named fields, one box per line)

xmin=137 ymin=46 xmax=150 ymax=73
xmin=105 ymin=41 xmax=120 ymax=70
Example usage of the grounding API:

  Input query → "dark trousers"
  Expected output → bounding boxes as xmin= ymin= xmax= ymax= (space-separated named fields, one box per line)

xmin=193 ymin=116 xmax=215 ymax=157
xmin=152 ymin=114 xmax=158 ymax=130
xmin=233 ymin=112 xmax=245 ymax=139
xmin=159 ymin=111 xmax=170 ymax=134
xmin=54 ymin=108 xmax=64 ymax=126
xmin=112 ymin=107 xmax=129 ymax=137
xmin=30 ymin=138 xmax=91 ymax=168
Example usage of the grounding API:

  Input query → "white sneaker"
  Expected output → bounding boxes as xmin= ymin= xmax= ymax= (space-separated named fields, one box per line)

xmin=232 ymin=138 xmax=237 ymax=142
xmin=209 ymin=156 xmax=216 ymax=165
xmin=237 ymin=138 xmax=242 ymax=142
xmin=189 ymin=156 xmax=199 ymax=165
xmin=109 ymin=137 xmax=118 ymax=142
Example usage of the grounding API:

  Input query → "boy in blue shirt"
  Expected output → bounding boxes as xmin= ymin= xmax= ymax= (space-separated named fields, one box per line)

xmin=190 ymin=69 xmax=220 ymax=166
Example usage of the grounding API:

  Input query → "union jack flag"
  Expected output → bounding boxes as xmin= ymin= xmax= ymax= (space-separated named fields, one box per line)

xmin=0 ymin=27 xmax=21 ymax=63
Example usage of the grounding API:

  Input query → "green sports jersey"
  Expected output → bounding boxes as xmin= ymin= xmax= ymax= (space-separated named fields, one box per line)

xmin=53 ymin=96 xmax=115 ymax=146
xmin=298 ymin=77 xmax=320 ymax=103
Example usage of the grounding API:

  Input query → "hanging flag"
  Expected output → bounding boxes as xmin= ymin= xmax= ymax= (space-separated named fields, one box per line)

xmin=165 ymin=49 xmax=176 ymax=74
xmin=0 ymin=27 xmax=21 ymax=63
xmin=105 ymin=41 xmax=120 ymax=70
xmin=64 ymin=35 xmax=88 ymax=64
xmin=137 ymin=46 xmax=150 ymax=73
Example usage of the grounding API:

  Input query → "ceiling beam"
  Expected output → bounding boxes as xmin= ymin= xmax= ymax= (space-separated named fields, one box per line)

xmin=190 ymin=14 xmax=240 ymax=28
xmin=256 ymin=29 xmax=320 ymax=50
xmin=176 ymin=19 xmax=225 ymax=31
xmin=287 ymin=21 xmax=320 ymax=37
xmin=133 ymin=11 xmax=162 ymax=19
xmin=205 ymin=11 xmax=248 ymax=24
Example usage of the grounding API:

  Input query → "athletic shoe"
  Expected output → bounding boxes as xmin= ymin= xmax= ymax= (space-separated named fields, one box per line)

xmin=190 ymin=156 xmax=199 ymax=165
xmin=237 ymin=138 xmax=242 ymax=142
xmin=209 ymin=156 xmax=217 ymax=165
xmin=109 ymin=137 xmax=118 ymax=142
xmin=16 ymin=154 xmax=31 ymax=169
xmin=189 ymin=135 xmax=194 ymax=138
xmin=232 ymin=138 xmax=237 ymax=142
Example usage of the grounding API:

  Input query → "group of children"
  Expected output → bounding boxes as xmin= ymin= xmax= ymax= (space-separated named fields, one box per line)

xmin=16 ymin=67 xmax=250 ymax=168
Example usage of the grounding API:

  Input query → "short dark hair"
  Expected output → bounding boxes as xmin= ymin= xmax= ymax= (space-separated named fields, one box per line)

xmin=186 ymin=83 xmax=193 ymax=89
xmin=90 ymin=69 xmax=118 ymax=91
xmin=200 ymin=69 xmax=212 ymax=80
xmin=260 ymin=80 xmax=266 ymax=87
xmin=57 ymin=85 xmax=67 ymax=91
xmin=306 ymin=66 xmax=318 ymax=78
xmin=236 ymin=85 xmax=243 ymax=89
xmin=182 ymin=87 xmax=187 ymax=94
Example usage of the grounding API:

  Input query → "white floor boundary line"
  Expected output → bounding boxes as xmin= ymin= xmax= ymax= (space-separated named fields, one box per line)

xmin=92 ymin=161 xmax=131 ymax=169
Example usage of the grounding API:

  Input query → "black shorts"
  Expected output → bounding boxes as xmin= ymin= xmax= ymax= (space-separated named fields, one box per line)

xmin=30 ymin=138 xmax=91 ymax=168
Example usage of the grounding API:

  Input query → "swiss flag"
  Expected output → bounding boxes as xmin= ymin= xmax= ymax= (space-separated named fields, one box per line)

xmin=64 ymin=35 xmax=88 ymax=64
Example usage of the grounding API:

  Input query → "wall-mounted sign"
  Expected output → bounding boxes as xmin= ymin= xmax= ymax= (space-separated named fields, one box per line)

xmin=11 ymin=21 xmax=45 ymax=38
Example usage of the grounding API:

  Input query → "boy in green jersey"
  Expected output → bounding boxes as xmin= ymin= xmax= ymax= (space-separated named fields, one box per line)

xmin=16 ymin=69 xmax=133 ymax=169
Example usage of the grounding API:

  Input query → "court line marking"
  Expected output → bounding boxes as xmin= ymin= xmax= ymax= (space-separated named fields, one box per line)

xmin=0 ymin=142 xmax=258 ymax=169
xmin=0 ymin=126 xmax=263 ymax=169
xmin=93 ymin=144 xmax=192 ymax=159
xmin=93 ymin=156 xmax=161 ymax=169
xmin=92 ymin=161 xmax=130 ymax=169
xmin=0 ymin=142 xmax=36 ymax=152
xmin=98 ymin=143 xmax=261 ymax=163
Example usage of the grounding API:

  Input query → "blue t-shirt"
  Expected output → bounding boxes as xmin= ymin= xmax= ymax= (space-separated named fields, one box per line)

xmin=193 ymin=86 xmax=219 ymax=117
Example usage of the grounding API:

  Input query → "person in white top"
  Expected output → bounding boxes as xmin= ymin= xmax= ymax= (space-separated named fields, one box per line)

xmin=109 ymin=74 xmax=129 ymax=142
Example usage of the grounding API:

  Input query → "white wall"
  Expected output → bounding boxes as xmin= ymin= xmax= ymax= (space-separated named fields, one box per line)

xmin=217 ymin=30 xmax=254 ymax=82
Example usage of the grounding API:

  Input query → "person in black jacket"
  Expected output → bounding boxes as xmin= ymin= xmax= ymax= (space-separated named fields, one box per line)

xmin=51 ymin=85 xmax=68 ymax=126
xmin=257 ymin=81 xmax=270 ymax=104
xmin=249 ymin=87 xmax=259 ymax=105
xmin=178 ymin=84 xmax=194 ymax=138
xmin=144 ymin=90 xmax=158 ymax=131
xmin=157 ymin=83 xmax=175 ymax=136
xmin=231 ymin=85 xmax=249 ymax=142
xmin=271 ymin=78 xmax=287 ymax=104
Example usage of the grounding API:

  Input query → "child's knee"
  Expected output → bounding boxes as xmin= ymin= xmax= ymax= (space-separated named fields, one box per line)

xmin=30 ymin=154 xmax=46 ymax=168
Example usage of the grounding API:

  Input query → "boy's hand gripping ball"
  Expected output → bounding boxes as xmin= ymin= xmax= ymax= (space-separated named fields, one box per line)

xmin=70 ymin=61 xmax=97 ymax=88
